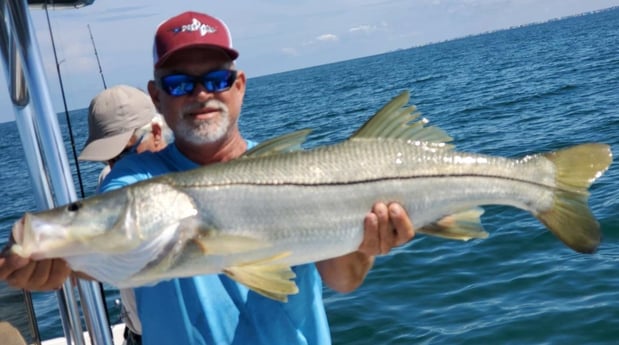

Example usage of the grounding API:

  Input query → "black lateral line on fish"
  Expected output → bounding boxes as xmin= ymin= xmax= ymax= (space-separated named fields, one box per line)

xmin=177 ymin=174 xmax=583 ymax=195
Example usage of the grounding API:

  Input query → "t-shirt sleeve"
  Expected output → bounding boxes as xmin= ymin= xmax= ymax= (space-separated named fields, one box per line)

xmin=97 ymin=155 xmax=154 ymax=193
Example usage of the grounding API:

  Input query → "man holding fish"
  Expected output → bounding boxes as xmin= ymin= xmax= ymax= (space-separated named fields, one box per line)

xmin=0 ymin=10 xmax=415 ymax=345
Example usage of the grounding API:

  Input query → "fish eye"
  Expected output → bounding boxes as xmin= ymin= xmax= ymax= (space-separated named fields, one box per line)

xmin=67 ymin=202 xmax=82 ymax=212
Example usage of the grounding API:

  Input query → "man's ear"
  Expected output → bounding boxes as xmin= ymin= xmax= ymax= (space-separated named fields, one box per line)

xmin=235 ymin=71 xmax=246 ymax=93
xmin=147 ymin=80 xmax=161 ymax=111
xmin=150 ymin=123 xmax=164 ymax=147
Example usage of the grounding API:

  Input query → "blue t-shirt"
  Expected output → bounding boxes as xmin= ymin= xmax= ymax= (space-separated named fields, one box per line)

xmin=99 ymin=143 xmax=331 ymax=345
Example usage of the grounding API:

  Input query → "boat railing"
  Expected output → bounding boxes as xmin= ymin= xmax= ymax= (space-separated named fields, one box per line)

xmin=0 ymin=0 xmax=112 ymax=344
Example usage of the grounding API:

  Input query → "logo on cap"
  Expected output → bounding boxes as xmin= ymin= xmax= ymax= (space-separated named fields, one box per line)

xmin=153 ymin=11 xmax=239 ymax=67
xmin=171 ymin=18 xmax=217 ymax=37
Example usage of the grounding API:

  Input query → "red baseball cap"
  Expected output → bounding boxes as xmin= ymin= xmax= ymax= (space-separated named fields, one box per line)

xmin=153 ymin=11 xmax=239 ymax=67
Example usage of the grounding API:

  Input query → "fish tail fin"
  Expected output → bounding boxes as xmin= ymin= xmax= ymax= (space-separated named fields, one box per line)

xmin=536 ymin=143 xmax=612 ymax=253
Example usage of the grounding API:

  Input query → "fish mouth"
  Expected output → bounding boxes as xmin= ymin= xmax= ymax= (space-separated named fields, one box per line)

xmin=11 ymin=214 xmax=26 ymax=245
xmin=0 ymin=216 xmax=27 ymax=257
xmin=10 ymin=213 xmax=70 ymax=260
xmin=9 ymin=214 xmax=31 ymax=258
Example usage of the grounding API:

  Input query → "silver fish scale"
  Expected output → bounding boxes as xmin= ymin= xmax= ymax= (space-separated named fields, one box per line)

xmin=164 ymin=139 xmax=557 ymax=189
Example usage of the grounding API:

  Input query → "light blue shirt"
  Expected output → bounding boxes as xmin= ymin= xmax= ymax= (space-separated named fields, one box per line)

xmin=99 ymin=142 xmax=331 ymax=345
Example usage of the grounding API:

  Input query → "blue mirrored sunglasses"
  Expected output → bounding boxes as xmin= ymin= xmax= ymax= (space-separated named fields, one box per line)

xmin=160 ymin=69 xmax=238 ymax=97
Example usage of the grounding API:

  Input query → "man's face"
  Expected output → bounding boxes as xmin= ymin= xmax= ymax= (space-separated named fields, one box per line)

xmin=150 ymin=48 xmax=245 ymax=146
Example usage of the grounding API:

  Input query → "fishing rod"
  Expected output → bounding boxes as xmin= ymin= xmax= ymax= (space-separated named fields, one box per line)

xmin=43 ymin=2 xmax=86 ymax=198
xmin=87 ymin=23 xmax=107 ymax=90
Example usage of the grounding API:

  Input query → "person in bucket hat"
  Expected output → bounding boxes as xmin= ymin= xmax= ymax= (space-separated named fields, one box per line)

xmin=79 ymin=85 xmax=172 ymax=184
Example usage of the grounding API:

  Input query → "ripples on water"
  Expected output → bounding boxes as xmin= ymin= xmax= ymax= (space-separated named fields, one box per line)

xmin=0 ymin=7 xmax=617 ymax=344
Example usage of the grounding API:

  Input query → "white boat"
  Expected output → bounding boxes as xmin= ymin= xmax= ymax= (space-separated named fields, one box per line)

xmin=0 ymin=0 xmax=124 ymax=344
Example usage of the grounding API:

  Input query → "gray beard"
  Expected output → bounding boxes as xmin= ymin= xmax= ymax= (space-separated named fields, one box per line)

xmin=175 ymin=101 xmax=231 ymax=145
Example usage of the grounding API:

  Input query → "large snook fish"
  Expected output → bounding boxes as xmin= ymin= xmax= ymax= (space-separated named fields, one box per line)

xmin=8 ymin=91 xmax=612 ymax=302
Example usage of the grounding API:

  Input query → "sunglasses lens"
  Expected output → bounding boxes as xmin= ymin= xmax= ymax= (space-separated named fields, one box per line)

xmin=161 ymin=74 xmax=195 ymax=96
xmin=160 ymin=70 xmax=237 ymax=96
xmin=202 ymin=70 xmax=237 ymax=92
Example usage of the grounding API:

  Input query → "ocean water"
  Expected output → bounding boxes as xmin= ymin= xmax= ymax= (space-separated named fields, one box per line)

xmin=1 ymin=7 xmax=618 ymax=344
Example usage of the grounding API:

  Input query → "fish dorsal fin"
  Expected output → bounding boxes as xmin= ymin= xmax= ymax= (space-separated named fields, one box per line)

xmin=350 ymin=91 xmax=453 ymax=146
xmin=223 ymin=252 xmax=299 ymax=302
xmin=244 ymin=129 xmax=313 ymax=157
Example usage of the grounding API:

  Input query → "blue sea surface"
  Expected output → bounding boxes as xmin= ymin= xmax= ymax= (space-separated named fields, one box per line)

xmin=1 ymin=7 xmax=618 ymax=344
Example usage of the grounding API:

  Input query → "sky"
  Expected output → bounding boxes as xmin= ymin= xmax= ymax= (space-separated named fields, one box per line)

xmin=0 ymin=0 xmax=617 ymax=123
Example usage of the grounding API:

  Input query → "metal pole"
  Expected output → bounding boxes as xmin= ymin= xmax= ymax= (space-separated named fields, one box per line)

xmin=0 ymin=0 xmax=113 ymax=344
xmin=0 ymin=4 xmax=80 ymax=345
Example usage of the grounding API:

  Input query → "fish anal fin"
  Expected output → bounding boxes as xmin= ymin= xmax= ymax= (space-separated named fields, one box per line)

xmin=418 ymin=207 xmax=488 ymax=241
xmin=223 ymin=252 xmax=299 ymax=302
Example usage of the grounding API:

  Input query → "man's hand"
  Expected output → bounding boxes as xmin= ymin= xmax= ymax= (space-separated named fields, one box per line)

xmin=317 ymin=202 xmax=415 ymax=293
xmin=358 ymin=202 xmax=414 ymax=257
xmin=0 ymin=250 xmax=71 ymax=291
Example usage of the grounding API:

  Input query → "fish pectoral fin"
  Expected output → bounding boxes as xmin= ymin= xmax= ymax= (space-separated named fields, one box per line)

xmin=223 ymin=252 xmax=299 ymax=303
xmin=418 ymin=207 xmax=489 ymax=241
xmin=349 ymin=91 xmax=454 ymax=146
xmin=243 ymin=129 xmax=313 ymax=157
xmin=192 ymin=232 xmax=272 ymax=255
